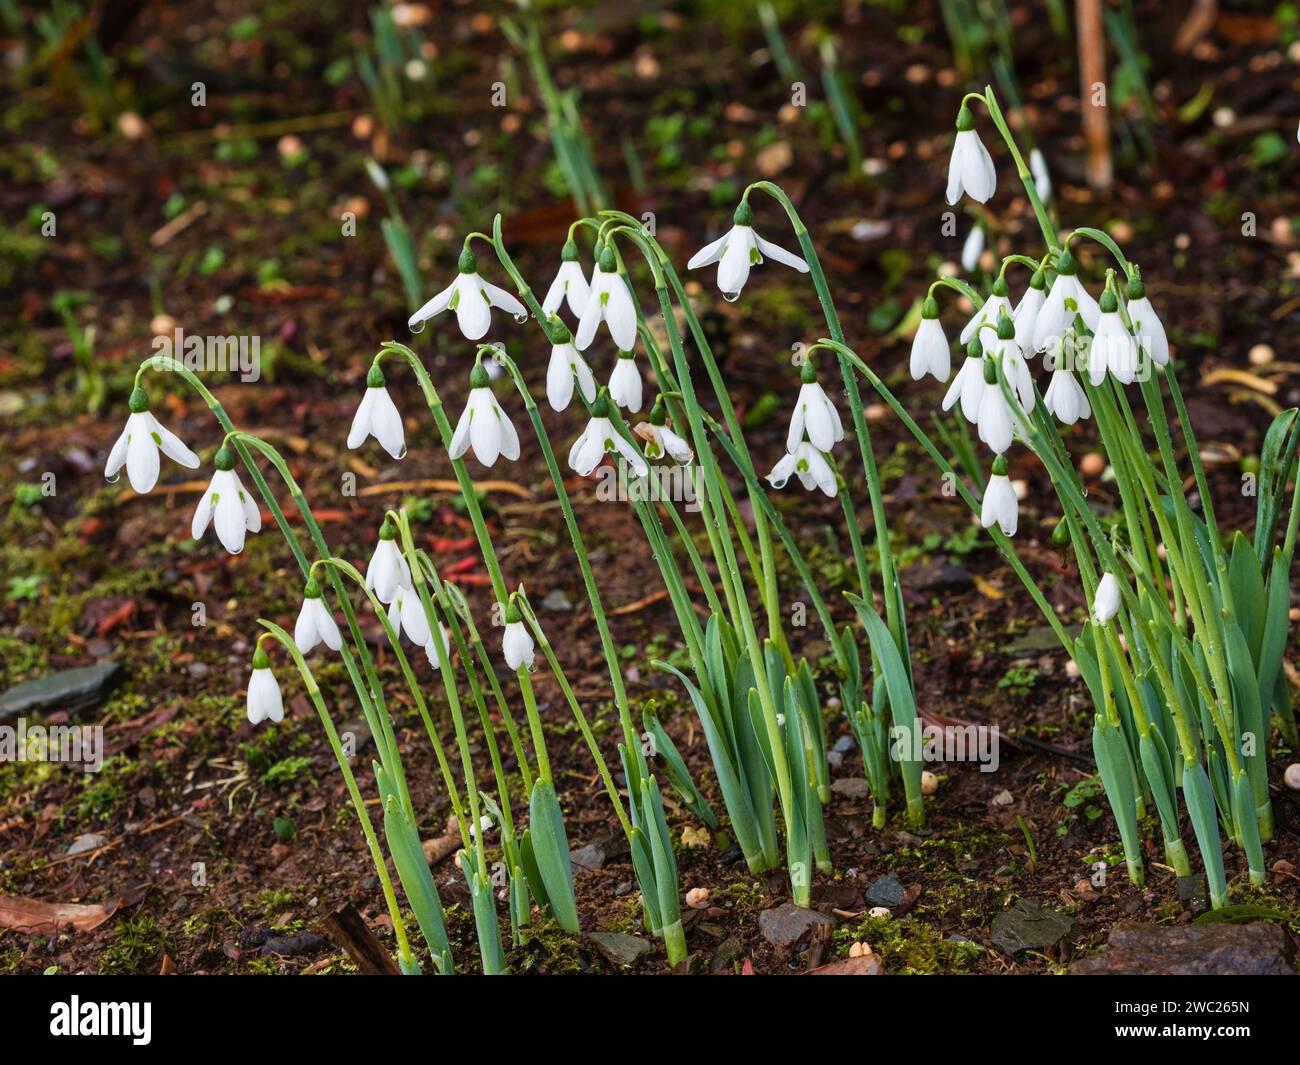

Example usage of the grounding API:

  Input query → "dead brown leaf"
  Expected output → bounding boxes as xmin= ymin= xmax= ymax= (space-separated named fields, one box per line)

xmin=0 ymin=895 xmax=120 ymax=935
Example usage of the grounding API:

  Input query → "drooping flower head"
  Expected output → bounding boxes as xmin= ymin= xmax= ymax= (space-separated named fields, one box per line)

xmin=448 ymin=357 xmax=521 ymax=468
xmin=910 ymin=296 xmax=951 ymax=383
xmin=980 ymin=453 xmax=1018 ymax=536
xmin=247 ymin=643 xmax=284 ymax=726
xmin=1012 ymin=270 xmax=1047 ymax=356
xmin=294 ymin=577 xmax=342 ymax=654
xmin=608 ymin=349 xmax=644 ymax=412
xmin=568 ymin=389 xmax=648 ymax=479
xmin=105 ymin=387 xmax=201 ymax=494
xmin=945 ymin=103 xmax=997 ymax=205
xmin=347 ymin=362 xmax=406 ymax=460
xmin=975 ymin=349 xmax=1024 ymax=455
xmin=633 ymin=396 xmax=694 ymax=464
xmin=1088 ymin=289 xmax=1139 ymax=387
xmin=541 ymin=238 xmax=591 ymax=320
xmin=501 ymin=599 xmax=534 ymax=671
xmin=1092 ymin=572 xmax=1120 ymax=625
xmin=787 ymin=357 xmax=844 ymax=453
xmin=408 ymin=245 xmax=527 ymax=340
xmin=366 ymin=515 xmax=412 ymax=605
xmin=960 ymin=275 xmax=1013 ymax=346
xmin=387 ymin=585 xmax=432 ymax=648
xmin=1125 ymin=274 xmax=1168 ymax=369
xmin=686 ymin=199 xmax=808 ymax=301
xmin=942 ymin=338 xmax=987 ymax=423
xmin=767 ymin=441 xmax=837 ymax=498
xmin=191 ymin=443 xmax=262 ymax=555
xmin=575 ymin=243 xmax=638 ymax=351
xmin=1032 ymin=248 xmax=1100 ymax=352
xmin=1042 ymin=333 xmax=1091 ymax=426
xmin=545 ymin=318 xmax=596 ymax=412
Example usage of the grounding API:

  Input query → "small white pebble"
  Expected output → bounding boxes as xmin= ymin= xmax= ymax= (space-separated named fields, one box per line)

xmin=1065 ymin=660 xmax=1081 ymax=679
xmin=848 ymin=941 xmax=873 ymax=958
xmin=1284 ymin=764 xmax=1300 ymax=792
xmin=868 ymin=907 xmax=891 ymax=919
xmin=685 ymin=887 xmax=711 ymax=909
xmin=920 ymin=770 xmax=938 ymax=796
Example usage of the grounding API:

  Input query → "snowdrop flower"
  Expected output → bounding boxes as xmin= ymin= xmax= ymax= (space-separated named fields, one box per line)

xmin=366 ymin=517 xmax=412 ymax=604
xmin=910 ymin=297 xmax=951 ymax=383
xmin=541 ymin=239 xmax=591 ymax=319
xmin=634 ymin=399 xmax=693 ymax=463
xmin=501 ymin=604 xmax=534 ymax=670
xmin=687 ymin=200 xmax=808 ymax=301
xmin=387 ymin=586 xmax=431 ymax=648
xmin=545 ymin=320 xmax=596 ymax=412
xmin=942 ymin=340 xmax=987 ymax=423
xmin=787 ymin=359 xmax=845 ymax=452
xmin=990 ymin=313 xmax=1036 ymax=413
xmin=347 ymin=363 xmax=406 ymax=460
xmin=424 ymin=624 xmax=449 ymax=670
xmin=104 ymin=387 xmax=200 ymax=494
xmin=1125 ymin=276 xmax=1168 ymax=368
xmin=1012 ymin=271 xmax=1047 ymax=355
xmin=961 ymin=224 xmax=985 ymax=273
xmin=294 ymin=578 xmax=342 ymax=654
xmin=448 ymin=360 xmax=520 ymax=468
xmin=575 ymin=244 xmax=638 ymax=351
xmin=1032 ymin=249 xmax=1101 ymax=351
xmin=959 ymin=277 xmax=1013 ymax=345
xmin=767 ymin=441 xmax=837 ymax=498
xmin=191 ymin=445 xmax=262 ymax=554
xmin=568 ymin=391 xmax=648 ymax=479
xmin=1088 ymin=290 xmax=1139 ymax=386
xmin=408 ymin=246 xmax=527 ymax=340
xmin=608 ymin=350 xmax=644 ymax=412
xmin=975 ymin=356 xmax=1022 ymax=455
xmin=1029 ymin=148 xmax=1052 ymax=201
xmin=246 ymin=644 xmax=284 ymax=726
xmin=1092 ymin=572 xmax=1120 ymax=624
xmin=980 ymin=454 xmax=1018 ymax=536
xmin=945 ymin=104 xmax=997 ymax=205
xmin=1042 ymin=339 xmax=1091 ymax=425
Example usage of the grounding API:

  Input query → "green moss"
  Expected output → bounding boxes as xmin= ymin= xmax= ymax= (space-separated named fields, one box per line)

xmin=509 ymin=917 xmax=584 ymax=974
xmin=834 ymin=914 xmax=983 ymax=974
xmin=98 ymin=914 xmax=168 ymax=975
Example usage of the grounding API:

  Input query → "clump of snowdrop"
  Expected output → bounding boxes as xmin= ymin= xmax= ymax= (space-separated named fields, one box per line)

xmin=980 ymin=453 xmax=1018 ymax=536
xmin=501 ymin=601 xmax=534 ymax=671
xmin=448 ymin=359 xmax=521 ymax=468
xmin=608 ymin=350 xmax=644 ymax=412
xmin=568 ymin=390 xmax=648 ymax=479
xmin=1031 ymin=248 xmax=1100 ymax=352
xmin=541 ymin=238 xmax=591 ymax=319
xmin=576 ymin=244 xmax=638 ymax=351
xmin=545 ymin=320 xmax=596 ymax=412
xmin=366 ymin=516 xmax=412 ymax=604
xmin=347 ymin=363 xmax=406 ymax=460
xmin=946 ymin=103 xmax=997 ymax=205
xmin=634 ymin=398 xmax=693 ymax=464
xmin=686 ymin=199 xmax=808 ymax=301
xmin=408 ymin=245 xmax=527 ymax=340
xmin=246 ymin=643 xmax=284 ymax=725
xmin=910 ymin=296 xmax=951 ymax=383
xmin=104 ymin=387 xmax=200 ymax=494
xmin=294 ymin=578 xmax=342 ymax=654
xmin=191 ymin=444 xmax=262 ymax=554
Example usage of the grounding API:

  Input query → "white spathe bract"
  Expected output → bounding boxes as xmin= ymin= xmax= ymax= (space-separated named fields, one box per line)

xmin=767 ymin=442 xmax=836 ymax=497
xmin=448 ymin=387 xmax=521 ymax=468
xmin=191 ymin=468 xmax=262 ymax=554
xmin=961 ymin=224 xmax=984 ymax=273
xmin=294 ymin=596 xmax=342 ymax=654
xmin=1043 ymin=367 xmax=1090 ymax=425
xmin=1093 ymin=573 xmax=1120 ymax=624
xmin=687 ymin=224 xmax=807 ymax=300
xmin=787 ymin=380 xmax=844 ymax=452
xmin=959 ymin=293 xmax=1013 ymax=345
xmin=569 ymin=415 xmax=648 ymax=479
xmin=347 ymin=384 xmax=406 ymax=459
xmin=1012 ymin=286 xmax=1045 ymax=356
xmin=635 ymin=422 xmax=694 ymax=464
xmin=105 ymin=412 xmax=200 ymax=495
xmin=366 ymin=537 xmax=412 ymax=604
xmin=575 ymin=262 xmax=638 ymax=351
xmin=541 ymin=259 xmax=591 ymax=319
xmin=608 ymin=356 xmax=644 ymax=412
xmin=980 ymin=471 xmax=1019 ymax=536
xmin=942 ymin=355 xmax=986 ymax=423
xmin=387 ymin=587 xmax=431 ymax=647
xmin=909 ymin=315 xmax=951 ymax=383
xmin=502 ymin=620 xmax=534 ymax=671
xmin=1029 ymin=148 xmax=1052 ymax=201
xmin=408 ymin=270 xmax=526 ymax=341
xmin=546 ymin=343 xmax=596 ymax=412
xmin=247 ymin=666 xmax=284 ymax=725
xmin=1089 ymin=309 xmax=1139 ymax=386
xmin=1032 ymin=273 xmax=1101 ymax=351
xmin=946 ymin=128 xmax=997 ymax=205
xmin=1126 ymin=295 xmax=1168 ymax=367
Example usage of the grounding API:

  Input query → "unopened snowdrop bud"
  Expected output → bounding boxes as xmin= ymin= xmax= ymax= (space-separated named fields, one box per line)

xmin=942 ymin=339 xmax=987 ymax=423
xmin=687 ymin=199 xmax=808 ymax=301
xmin=1029 ymin=148 xmax=1052 ymax=201
xmin=191 ymin=444 xmax=262 ymax=554
xmin=246 ymin=644 xmax=284 ymax=725
xmin=767 ymin=441 xmax=837 ymax=497
xmin=1013 ymin=270 xmax=1047 ymax=355
xmin=1125 ymin=275 xmax=1168 ymax=368
xmin=568 ymin=390 xmax=649 ymax=479
xmin=960 ymin=276 xmax=1013 ymax=346
xmin=1092 ymin=572 xmax=1120 ymax=624
xmin=980 ymin=454 xmax=1018 ymax=536
xmin=634 ymin=398 xmax=694 ymax=464
xmin=910 ymin=296 xmax=951 ymax=383
xmin=608 ymin=350 xmax=644 ymax=412
xmin=501 ymin=602 xmax=534 ymax=671
xmin=541 ymin=238 xmax=591 ymax=318
xmin=545 ymin=320 xmax=596 ymax=411
xmin=976 ymin=356 xmax=1016 ymax=455
xmin=365 ymin=516 xmax=412 ymax=604
xmin=1032 ymin=248 xmax=1100 ymax=351
xmin=347 ymin=362 xmax=406 ymax=460
xmin=787 ymin=358 xmax=845 ymax=452
xmin=945 ymin=103 xmax=997 ymax=205
xmin=448 ymin=360 xmax=521 ymax=468
xmin=408 ymin=245 xmax=527 ymax=340
xmin=105 ymin=387 xmax=201 ymax=494
xmin=1089 ymin=290 xmax=1139 ymax=386
xmin=294 ymin=577 xmax=342 ymax=653
xmin=576 ymin=244 xmax=638 ymax=351
xmin=961 ymin=223 xmax=984 ymax=273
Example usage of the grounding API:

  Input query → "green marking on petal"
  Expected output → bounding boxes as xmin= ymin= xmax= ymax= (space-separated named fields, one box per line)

xmin=151 ymin=431 xmax=162 ymax=445
xmin=449 ymin=288 xmax=461 ymax=310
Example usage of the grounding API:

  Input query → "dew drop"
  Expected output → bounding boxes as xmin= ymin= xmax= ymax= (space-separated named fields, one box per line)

xmin=513 ymin=311 xmax=529 ymax=324
xmin=409 ymin=320 xmax=426 ymax=335
xmin=722 ymin=291 xmax=740 ymax=304
xmin=106 ymin=472 xmax=121 ymax=484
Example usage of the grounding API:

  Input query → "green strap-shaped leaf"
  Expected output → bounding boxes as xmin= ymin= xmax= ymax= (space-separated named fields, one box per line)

xmin=1228 ymin=531 xmax=1266 ymax=660
xmin=627 ymin=825 xmax=662 ymax=935
xmin=1137 ymin=733 xmax=1180 ymax=849
xmin=1257 ymin=547 xmax=1291 ymax=723
xmin=1252 ymin=407 xmax=1299 ymax=563
xmin=382 ymin=795 xmax=455 ymax=975
xmin=643 ymin=708 xmax=719 ymax=830
xmin=1092 ymin=719 xmax=1142 ymax=879
xmin=1182 ymin=761 xmax=1227 ymax=908
xmin=464 ymin=862 xmax=507 ymax=975
xmin=1224 ymin=618 xmax=1268 ymax=810
xmin=1232 ymin=771 xmax=1265 ymax=884
xmin=527 ymin=779 xmax=579 ymax=932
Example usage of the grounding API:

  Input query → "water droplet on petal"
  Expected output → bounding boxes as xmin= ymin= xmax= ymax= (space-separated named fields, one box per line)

xmin=513 ymin=311 xmax=528 ymax=324
xmin=722 ymin=290 xmax=740 ymax=304
xmin=409 ymin=320 xmax=426 ymax=335
xmin=106 ymin=472 xmax=120 ymax=484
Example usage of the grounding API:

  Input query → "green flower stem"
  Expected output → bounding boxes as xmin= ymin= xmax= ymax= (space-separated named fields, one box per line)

xmin=256 ymin=619 xmax=415 ymax=971
xmin=136 ymin=357 xmax=412 ymax=821
xmin=377 ymin=341 xmax=544 ymax=786
xmin=979 ymin=86 xmax=1058 ymax=251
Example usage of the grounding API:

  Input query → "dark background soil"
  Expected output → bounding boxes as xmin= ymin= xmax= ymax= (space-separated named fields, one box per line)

xmin=1 ymin=0 xmax=1298 ymax=974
